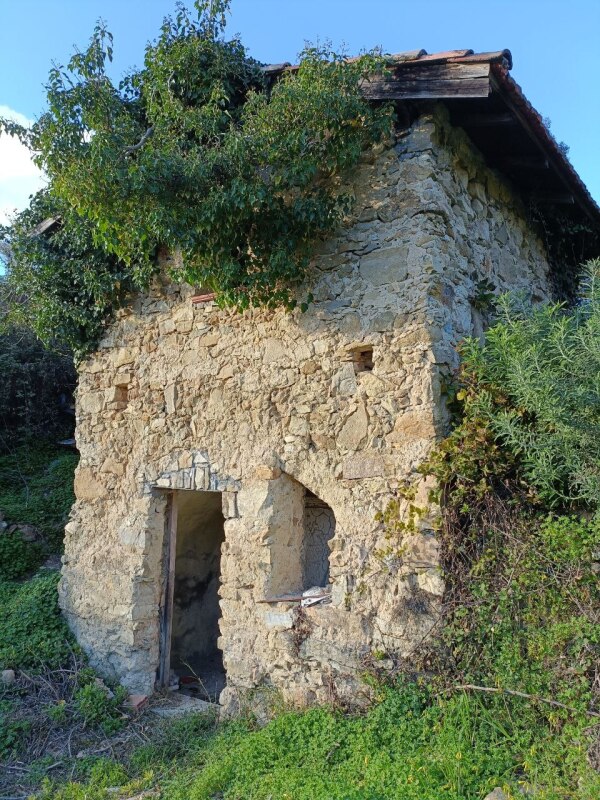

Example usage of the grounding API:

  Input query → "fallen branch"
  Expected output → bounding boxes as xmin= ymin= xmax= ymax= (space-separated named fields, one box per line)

xmin=442 ymin=683 xmax=600 ymax=718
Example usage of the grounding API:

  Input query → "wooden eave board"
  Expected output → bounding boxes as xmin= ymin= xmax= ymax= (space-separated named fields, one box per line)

xmin=360 ymin=62 xmax=491 ymax=100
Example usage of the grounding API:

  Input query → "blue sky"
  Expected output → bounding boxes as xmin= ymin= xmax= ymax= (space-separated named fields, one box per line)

xmin=1 ymin=0 xmax=599 ymax=223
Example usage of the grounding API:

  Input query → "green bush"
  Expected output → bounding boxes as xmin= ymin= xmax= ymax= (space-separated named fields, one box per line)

xmin=456 ymin=258 xmax=600 ymax=509
xmin=0 ymin=443 xmax=77 ymax=551
xmin=0 ymin=528 xmax=45 ymax=580
xmin=73 ymin=682 xmax=128 ymax=735
xmin=0 ymin=326 xmax=75 ymax=445
xmin=0 ymin=571 xmax=77 ymax=670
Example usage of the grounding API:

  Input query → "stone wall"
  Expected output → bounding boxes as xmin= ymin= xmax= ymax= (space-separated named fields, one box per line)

xmin=60 ymin=106 xmax=552 ymax=704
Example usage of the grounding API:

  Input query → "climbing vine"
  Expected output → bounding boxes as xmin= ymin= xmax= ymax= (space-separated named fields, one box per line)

xmin=0 ymin=0 xmax=393 ymax=356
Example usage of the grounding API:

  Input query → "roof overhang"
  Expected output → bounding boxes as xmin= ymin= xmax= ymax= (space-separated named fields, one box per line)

xmin=265 ymin=49 xmax=600 ymax=237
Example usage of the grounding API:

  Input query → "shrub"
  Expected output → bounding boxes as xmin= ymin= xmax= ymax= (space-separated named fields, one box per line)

xmin=0 ymin=528 xmax=45 ymax=580
xmin=454 ymin=259 xmax=600 ymax=510
xmin=0 ymin=572 xmax=77 ymax=670
xmin=73 ymin=682 xmax=128 ymax=735
xmin=0 ymin=326 xmax=75 ymax=445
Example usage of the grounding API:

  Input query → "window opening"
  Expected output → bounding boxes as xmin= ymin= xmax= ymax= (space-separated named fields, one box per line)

xmin=302 ymin=490 xmax=335 ymax=588
xmin=350 ymin=346 xmax=374 ymax=373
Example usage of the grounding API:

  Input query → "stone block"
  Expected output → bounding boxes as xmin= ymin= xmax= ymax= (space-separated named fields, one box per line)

xmin=331 ymin=363 xmax=357 ymax=396
xmin=112 ymin=347 xmax=137 ymax=367
xmin=222 ymin=492 xmax=239 ymax=519
xmin=126 ymin=694 xmax=148 ymax=712
xmin=483 ymin=791 xmax=508 ymax=800
xmin=193 ymin=467 xmax=209 ymax=490
xmin=359 ymin=245 xmax=409 ymax=286
xmin=265 ymin=611 xmax=294 ymax=629
xmin=74 ymin=468 xmax=106 ymax=501
xmin=80 ymin=392 xmax=104 ymax=415
xmin=342 ymin=453 xmax=384 ymax=479
xmin=1 ymin=669 xmax=16 ymax=684
xmin=387 ymin=409 xmax=437 ymax=444
xmin=100 ymin=458 xmax=125 ymax=476
xmin=254 ymin=465 xmax=282 ymax=481
xmin=164 ymin=384 xmax=178 ymax=414
xmin=337 ymin=404 xmax=368 ymax=450
xmin=262 ymin=337 xmax=288 ymax=363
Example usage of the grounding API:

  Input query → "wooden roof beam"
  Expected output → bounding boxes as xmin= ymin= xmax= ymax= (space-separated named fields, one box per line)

xmin=360 ymin=62 xmax=491 ymax=100
xmin=459 ymin=112 xmax=516 ymax=127
xmin=503 ymin=155 xmax=550 ymax=170
xmin=531 ymin=193 xmax=575 ymax=205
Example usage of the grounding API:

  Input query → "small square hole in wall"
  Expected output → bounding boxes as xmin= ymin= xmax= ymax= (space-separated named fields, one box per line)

xmin=350 ymin=346 xmax=374 ymax=374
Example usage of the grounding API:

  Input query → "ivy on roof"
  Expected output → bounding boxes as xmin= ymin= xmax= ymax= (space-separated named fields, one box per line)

xmin=0 ymin=0 xmax=393 ymax=356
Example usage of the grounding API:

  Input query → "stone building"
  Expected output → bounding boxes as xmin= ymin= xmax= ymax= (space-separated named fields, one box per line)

xmin=60 ymin=49 xmax=600 ymax=708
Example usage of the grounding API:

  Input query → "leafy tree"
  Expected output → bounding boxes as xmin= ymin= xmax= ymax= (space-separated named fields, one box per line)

xmin=2 ymin=192 xmax=136 ymax=357
xmin=1 ymin=0 xmax=393 ymax=355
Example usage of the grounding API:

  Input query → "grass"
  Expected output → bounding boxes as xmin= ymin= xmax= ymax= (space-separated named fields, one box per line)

xmin=34 ymin=681 xmax=600 ymax=800
xmin=0 ymin=441 xmax=78 ymax=669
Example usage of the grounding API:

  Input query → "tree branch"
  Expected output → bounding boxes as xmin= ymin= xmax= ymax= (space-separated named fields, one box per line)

xmin=123 ymin=126 xmax=154 ymax=155
xmin=441 ymin=683 xmax=600 ymax=718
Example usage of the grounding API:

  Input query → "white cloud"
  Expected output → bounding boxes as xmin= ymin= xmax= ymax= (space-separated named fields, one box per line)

xmin=0 ymin=105 xmax=47 ymax=226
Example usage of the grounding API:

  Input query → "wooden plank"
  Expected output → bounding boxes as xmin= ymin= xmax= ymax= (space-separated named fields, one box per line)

xmin=360 ymin=63 xmax=490 ymax=100
xmin=503 ymin=155 xmax=549 ymax=170
xmin=377 ymin=63 xmax=490 ymax=82
xmin=158 ymin=492 xmax=178 ymax=688
xmin=258 ymin=591 xmax=329 ymax=604
xmin=28 ymin=216 xmax=61 ymax=238
xmin=258 ymin=594 xmax=304 ymax=604
xmin=531 ymin=193 xmax=575 ymax=205
xmin=361 ymin=79 xmax=490 ymax=100
xmin=459 ymin=112 xmax=516 ymax=127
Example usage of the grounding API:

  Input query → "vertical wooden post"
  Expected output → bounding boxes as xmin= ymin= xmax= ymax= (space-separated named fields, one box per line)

xmin=158 ymin=491 xmax=178 ymax=688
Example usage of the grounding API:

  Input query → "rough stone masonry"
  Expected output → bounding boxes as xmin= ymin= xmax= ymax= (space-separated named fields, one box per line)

xmin=60 ymin=105 xmax=552 ymax=709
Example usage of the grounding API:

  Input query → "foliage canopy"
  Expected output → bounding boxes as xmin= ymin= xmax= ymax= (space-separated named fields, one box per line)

xmin=1 ymin=0 xmax=393 ymax=356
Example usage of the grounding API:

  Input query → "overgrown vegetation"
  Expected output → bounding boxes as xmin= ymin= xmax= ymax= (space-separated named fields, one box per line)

xmin=0 ymin=439 xmax=135 ymax=795
xmin=0 ymin=572 xmax=75 ymax=671
xmin=0 ymin=0 xmax=393 ymax=356
xmin=416 ymin=260 xmax=600 ymax=797
xmin=0 ymin=326 xmax=75 ymax=444
xmin=0 ymin=442 xmax=77 ymax=576
xmin=36 ymin=683 xmax=596 ymax=800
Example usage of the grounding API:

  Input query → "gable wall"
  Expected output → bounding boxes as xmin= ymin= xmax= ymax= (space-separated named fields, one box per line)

xmin=60 ymin=107 xmax=552 ymax=703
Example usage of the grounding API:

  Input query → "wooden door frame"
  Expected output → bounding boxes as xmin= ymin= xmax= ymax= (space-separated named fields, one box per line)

xmin=158 ymin=490 xmax=178 ymax=688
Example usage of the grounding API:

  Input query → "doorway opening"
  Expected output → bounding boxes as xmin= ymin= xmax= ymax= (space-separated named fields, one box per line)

xmin=161 ymin=490 xmax=226 ymax=700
